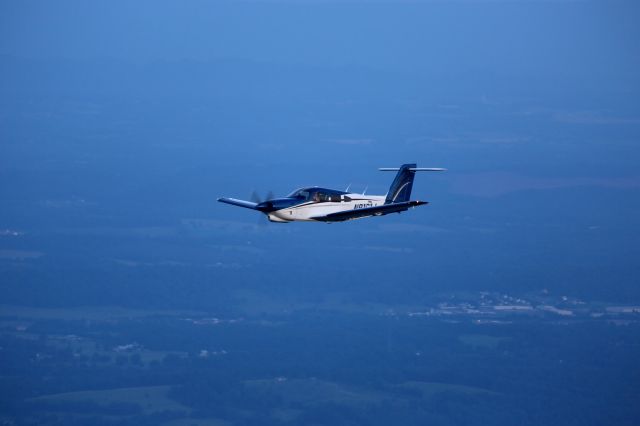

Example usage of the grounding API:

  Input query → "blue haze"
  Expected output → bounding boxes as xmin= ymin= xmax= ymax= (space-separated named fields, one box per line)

xmin=2 ymin=0 xmax=639 ymax=301
xmin=1 ymin=1 xmax=640 ymax=425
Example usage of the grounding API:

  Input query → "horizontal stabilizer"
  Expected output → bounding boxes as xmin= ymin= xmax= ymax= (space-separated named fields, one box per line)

xmin=217 ymin=197 xmax=259 ymax=210
xmin=379 ymin=167 xmax=447 ymax=172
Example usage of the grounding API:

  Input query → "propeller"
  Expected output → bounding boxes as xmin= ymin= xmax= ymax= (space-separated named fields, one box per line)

xmin=250 ymin=190 xmax=276 ymax=225
xmin=250 ymin=191 xmax=274 ymax=204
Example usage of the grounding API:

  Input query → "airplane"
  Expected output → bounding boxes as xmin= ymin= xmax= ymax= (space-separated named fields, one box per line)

xmin=217 ymin=163 xmax=446 ymax=223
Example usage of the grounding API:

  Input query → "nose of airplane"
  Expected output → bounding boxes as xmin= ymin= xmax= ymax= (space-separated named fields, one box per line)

xmin=256 ymin=201 xmax=274 ymax=212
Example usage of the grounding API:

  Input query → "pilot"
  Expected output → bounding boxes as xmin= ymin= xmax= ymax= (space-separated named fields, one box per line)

xmin=313 ymin=192 xmax=320 ymax=202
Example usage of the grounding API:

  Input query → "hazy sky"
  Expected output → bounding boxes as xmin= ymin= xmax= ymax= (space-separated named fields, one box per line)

xmin=2 ymin=1 xmax=639 ymax=77
xmin=2 ymin=6 xmax=640 ymax=426
xmin=1 ymin=0 xmax=639 ymax=303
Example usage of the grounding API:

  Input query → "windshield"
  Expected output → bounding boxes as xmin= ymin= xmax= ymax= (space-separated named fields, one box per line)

xmin=287 ymin=188 xmax=310 ymax=200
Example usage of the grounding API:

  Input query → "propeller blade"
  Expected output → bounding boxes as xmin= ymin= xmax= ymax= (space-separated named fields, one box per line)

xmin=250 ymin=191 xmax=262 ymax=204
xmin=257 ymin=211 xmax=269 ymax=227
xmin=251 ymin=190 xmax=277 ymax=221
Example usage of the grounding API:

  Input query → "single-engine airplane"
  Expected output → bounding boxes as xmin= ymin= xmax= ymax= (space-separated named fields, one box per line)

xmin=218 ymin=163 xmax=445 ymax=223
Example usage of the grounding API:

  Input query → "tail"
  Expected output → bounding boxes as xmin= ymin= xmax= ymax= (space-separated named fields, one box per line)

xmin=380 ymin=164 xmax=446 ymax=204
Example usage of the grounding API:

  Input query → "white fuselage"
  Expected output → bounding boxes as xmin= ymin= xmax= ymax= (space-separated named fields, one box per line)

xmin=268 ymin=193 xmax=386 ymax=222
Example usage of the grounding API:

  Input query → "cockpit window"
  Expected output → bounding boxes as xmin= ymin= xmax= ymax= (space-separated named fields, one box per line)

xmin=288 ymin=188 xmax=344 ymax=202
xmin=288 ymin=189 xmax=310 ymax=200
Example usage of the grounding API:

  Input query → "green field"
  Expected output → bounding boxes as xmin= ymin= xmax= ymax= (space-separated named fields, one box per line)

xmin=30 ymin=385 xmax=189 ymax=415
xmin=244 ymin=378 xmax=386 ymax=406
xmin=0 ymin=304 xmax=204 ymax=321
xmin=396 ymin=381 xmax=500 ymax=398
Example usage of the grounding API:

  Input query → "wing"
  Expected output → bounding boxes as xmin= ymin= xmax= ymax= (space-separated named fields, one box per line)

xmin=311 ymin=200 xmax=428 ymax=222
xmin=217 ymin=197 xmax=259 ymax=210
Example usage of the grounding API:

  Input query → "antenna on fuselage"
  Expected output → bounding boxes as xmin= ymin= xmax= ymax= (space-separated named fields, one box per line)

xmin=345 ymin=183 xmax=352 ymax=192
xmin=363 ymin=185 xmax=368 ymax=195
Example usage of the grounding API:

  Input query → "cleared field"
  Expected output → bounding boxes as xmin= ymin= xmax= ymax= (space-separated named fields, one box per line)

xmin=0 ymin=304 xmax=204 ymax=321
xmin=243 ymin=378 xmax=386 ymax=406
xmin=162 ymin=418 xmax=231 ymax=426
xmin=29 ymin=385 xmax=189 ymax=415
xmin=397 ymin=381 xmax=499 ymax=398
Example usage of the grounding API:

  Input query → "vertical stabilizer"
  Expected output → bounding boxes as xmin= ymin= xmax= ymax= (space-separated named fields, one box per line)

xmin=384 ymin=163 xmax=417 ymax=204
